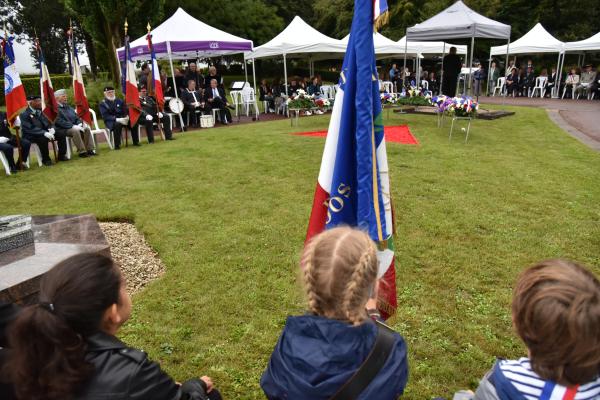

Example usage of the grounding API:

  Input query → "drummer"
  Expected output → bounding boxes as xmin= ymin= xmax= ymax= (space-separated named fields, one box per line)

xmin=181 ymin=79 xmax=209 ymax=128
xmin=99 ymin=86 xmax=130 ymax=149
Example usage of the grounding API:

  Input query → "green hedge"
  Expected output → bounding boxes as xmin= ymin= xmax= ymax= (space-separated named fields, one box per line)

xmin=0 ymin=74 xmax=85 ymax=106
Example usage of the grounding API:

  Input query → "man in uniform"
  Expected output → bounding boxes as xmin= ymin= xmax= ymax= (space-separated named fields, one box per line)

xmin=138 ymin=86 xmax=174 ymax=142
xmin=181 ymin=79 xmax=208 ymax=128
xmin=99 ymin=86 xmax=129 ymax=149
xmin=54 ymin=89 xmax=96 ymax=158
xmin=442 ymin=47 xmax=462 ymax=96
xmin=0 ymin=111 xmax=31 ymax=172
xmin=19 ymin=95 xmax=64 ymax=165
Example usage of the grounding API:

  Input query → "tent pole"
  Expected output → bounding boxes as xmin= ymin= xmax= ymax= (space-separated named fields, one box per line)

xmin=402 ymin=38 xmax=408 ymax=92
xmin=487 ymin=52 xmax=492 ymax=96
xmin=556 ymin=52 xmax=565 ymax=98
xmin=468 ymin=35 xmax=475 ymax=96
xmin=244 ymin=56 xmax=248 ymax=83
xmin=502 ymin=37 xmax=510 ymax=106
xmin=283 ymin=53 xmax=288 ymax=95
xmin=553 ymin=52 xmax=561 ymax=98
xmin=252 ymin=58 xmax=257 ymax=95
xmin=440 ymin=42 xmax=445 ymax=96
xmin=166 ymin=41 xmax=185 ymax=131
xmin=581 ymin=53 xmax=585 ymax=67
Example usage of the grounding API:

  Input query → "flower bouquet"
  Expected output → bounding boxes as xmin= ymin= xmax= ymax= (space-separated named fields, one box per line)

xmin=314 ymin=98 xmax=331 ymax=108
xmin=397 ymin=86 xmax=432 ymax=107
xmin=431 ymin=95 xmax=453 ymax=113
xmin=286 ymin=89 xmax=315 ymax=109
xmin=447 ymin=97 xmax=479 ymax=117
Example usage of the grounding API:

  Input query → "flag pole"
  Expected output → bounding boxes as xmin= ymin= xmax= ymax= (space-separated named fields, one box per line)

xmin=124 ymin=19 xmax=129 ymax=147
xmin=4 ymin=24 xmax=24 ymax=170
xmin=147 ymin=22 xmax=165 ymax=140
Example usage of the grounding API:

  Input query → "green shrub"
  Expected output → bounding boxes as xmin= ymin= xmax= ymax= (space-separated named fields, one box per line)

xmin=0 ymin=74 xmax=86 ymax=106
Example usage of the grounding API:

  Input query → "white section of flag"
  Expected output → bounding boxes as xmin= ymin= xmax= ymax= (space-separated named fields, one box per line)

xmin=316 ymin=88 xmax=345 ymax=193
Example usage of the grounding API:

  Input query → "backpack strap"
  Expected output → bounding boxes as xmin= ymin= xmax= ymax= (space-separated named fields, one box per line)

xmin=329 ymin=321 xmax=396 ymax=400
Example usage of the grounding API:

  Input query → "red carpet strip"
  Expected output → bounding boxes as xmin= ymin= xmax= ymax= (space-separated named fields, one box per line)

xmin=293 ymin=125 xmax=419 ymax=145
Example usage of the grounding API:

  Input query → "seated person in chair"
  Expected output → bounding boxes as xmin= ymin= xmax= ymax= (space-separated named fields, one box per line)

xmin=505 ymin=68 xmax=519 ymax=97
xmin=523 ymin=66 xmax=536 ymax=96
xmin=564 ymin=68 xmax=580 ymax=98
xmin=138 ymin=86 xmax=174 ymax=142
xmin=20 ymin=95 xmax=64 ymax=165
xmin=576 ymin=64 xmax=595 ymax=98
xmin=99 ymin=86 xmax=129 ymax=150
xmin=307 ymin=76 xmax=322 ymax=97
xmin=181 ymin=80 xmax=208 ymax=128
xmin=0 ymin=111 xmax=30 ymax=173
xmin=54 ymin=89 xmax=96 ymax=158
xmin=204 ymin=79 xmax=233 ymax=125
xmin=259 ymin=79 xmax=275 ymax=113
xmin=546 ymin=68 xmax=558 ymax=96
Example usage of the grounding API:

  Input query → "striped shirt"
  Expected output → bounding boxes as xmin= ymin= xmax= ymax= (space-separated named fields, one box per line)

xmin=498 ymin=358 xmax=600 ymax=400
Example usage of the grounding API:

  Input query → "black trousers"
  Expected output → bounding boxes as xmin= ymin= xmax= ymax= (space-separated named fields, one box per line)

xmin=210 ymin=98 xmax=231 ymax=123
xmin=0 ymin=137 xmax=31 ymax=169
xmin=53 ymin=131 xmax=68 ymax=158
xmin=23 ymin=134 xmax=53 ymax=163
xmin=442 ymin=78 xmax=458 ymax=97
xmin=138 ymin=115 xmax=172 ymax=142
xmin=111 ymin=122 xmax=126 ymax=148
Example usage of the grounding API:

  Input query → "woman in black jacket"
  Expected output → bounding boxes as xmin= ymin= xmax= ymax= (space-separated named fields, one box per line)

xmin=3 ymin=253 xmax=221 ymax=400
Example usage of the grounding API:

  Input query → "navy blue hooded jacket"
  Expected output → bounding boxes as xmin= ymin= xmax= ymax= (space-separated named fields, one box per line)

xmin=261 ymin=315 xmax=408 ymax=400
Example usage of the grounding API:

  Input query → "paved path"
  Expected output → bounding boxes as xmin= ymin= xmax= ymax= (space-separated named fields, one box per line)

xmin=479 ymin=96 xmax=600 ymax=151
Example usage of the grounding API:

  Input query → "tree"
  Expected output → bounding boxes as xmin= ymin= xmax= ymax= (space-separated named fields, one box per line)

xmin=61 ymin=0 xmax=165 ymax=88
xmin=313 ymin=0 xmax=354 ymax=38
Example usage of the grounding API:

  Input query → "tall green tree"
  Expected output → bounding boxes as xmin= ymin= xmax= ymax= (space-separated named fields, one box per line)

xmin=61 ymin=0 xmax=165 ymax=88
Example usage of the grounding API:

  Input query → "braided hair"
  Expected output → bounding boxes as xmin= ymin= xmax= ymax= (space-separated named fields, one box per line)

xmin=302 ymin=227 xmax=378 ymax=325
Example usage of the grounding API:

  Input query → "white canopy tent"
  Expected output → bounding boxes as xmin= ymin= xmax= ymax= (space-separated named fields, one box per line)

xmin=245 ymin=16 xmax=346 ymax=91
xmin=396 ymin=36 xmax=467 ymax=55
xmin=116 ymin=8 xmax=254 ymax=127
xmin=490 ymin=23 xmax=564 ymax=96
xmin=562 ymin=32 xmax=600 ymax=79
xmin=341 ymin=32 xmax=420 ymax=57
xmin=405 ymin=0 xmax=511 ymax=96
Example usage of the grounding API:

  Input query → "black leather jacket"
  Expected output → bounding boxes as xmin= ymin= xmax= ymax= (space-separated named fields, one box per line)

xmin=76 ymin=332 xmax=209 ymax=400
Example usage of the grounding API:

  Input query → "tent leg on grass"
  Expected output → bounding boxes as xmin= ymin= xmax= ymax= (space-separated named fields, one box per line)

xmin=440 ymin=42 xmax=445 ymax=96
xmin=283 ymin=53 xmax=288 ymax=96
xmin=501 ymin=38 xmax=510 ymax=107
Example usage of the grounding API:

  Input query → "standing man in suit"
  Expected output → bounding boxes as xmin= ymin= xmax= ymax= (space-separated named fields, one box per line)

xmin=442 ymin=47 xmax=462 ymax=96
xmin=138 ymin=86 xmax=174 ymax=142
xmin=0 ymin=111 xmax=30 ymax=172
xmin=205 ymin=79 xmax=233 ymax=125
xmin=181 ymin=79 xmax=208 ymax=128
xmin=99 ymin=86 xmax=129 ymax=150
xmin=54 ymin=89 xmax=96 ymax=158
xmin=185 ymin=62 xmax=204 ymax=89
xmin=19 ymin=95 xmax=64 ymax=165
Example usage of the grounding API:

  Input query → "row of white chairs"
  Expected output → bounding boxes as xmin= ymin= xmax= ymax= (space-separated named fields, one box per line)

xmin=492 ymin=76 xmax=596 ymax=100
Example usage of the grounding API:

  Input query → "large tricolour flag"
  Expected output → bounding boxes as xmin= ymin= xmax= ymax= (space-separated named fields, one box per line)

xmin=70 ymin=38 xmax=92 ymax=125
xmin=147 ymin=32 xmax=164 ymax=111
xmin=37 ymin=40 xmax=58 ymax=122
xmin=123 ymin=35 xmax=141 ymax=126
xmin=305 ymin=0 xmax=397 ymax=319
xmin=1 ymin=35 xmax=27 ymax=127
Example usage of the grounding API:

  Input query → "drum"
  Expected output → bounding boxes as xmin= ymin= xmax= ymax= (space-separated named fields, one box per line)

xmin=167 ymin=98 xmax=184 ymax=114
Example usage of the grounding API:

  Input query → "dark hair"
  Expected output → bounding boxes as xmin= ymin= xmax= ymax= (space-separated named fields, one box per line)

xmin=6 ymin=253 xmax=121 ymax=400
xmin=512 ymin=259 xmax=600 ymax=386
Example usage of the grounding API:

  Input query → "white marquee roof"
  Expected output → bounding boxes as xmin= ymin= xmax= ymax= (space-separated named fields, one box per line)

xmin=396 ymin=36 xmax=468 ymax=55
xmin=564 ymin=32 xmax=600 ymax=52
xmin=247 ymin=16 xmax=345 ymax=59
xmin=490 ymin=23 xmax=563 ymax=55
xmin=407 ymin=1 xmax=510 ymax=40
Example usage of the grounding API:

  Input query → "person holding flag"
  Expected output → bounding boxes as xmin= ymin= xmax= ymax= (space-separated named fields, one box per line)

xmin=261 ymin=2 xmax=408 ymax=400
xmin=36 ymin=37 xmax=58 ymax=124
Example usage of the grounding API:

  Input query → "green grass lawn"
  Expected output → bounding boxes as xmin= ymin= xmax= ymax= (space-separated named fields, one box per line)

xmin=2 ymin=106 xmax=600 ymax=398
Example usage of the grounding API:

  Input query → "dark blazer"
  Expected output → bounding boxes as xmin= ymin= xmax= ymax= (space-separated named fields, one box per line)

xmin=99 ymin=98 xmax=127 ymax=131
xmin=258 ymin=85 xmax=271 ymax=101
xmin=55 ymin=103 xmax=82 ymax=134
xmin=0 ymin=112 xmax=12 ymax=139
xmin=307 ymin=84 xmax=321 ymax=96
xmin=204 ymin=75 xmax=222 ymax=89
xmin=19 ymin=107 xmax=53 ymax=138
xmin=204 ymin=86 xmax=227 ymax=104
xmin=75 ymin=332 xmax=210 ymax=400
xmin=181 ymin=89 xmax=204 ymax=106
xmin=139 ymin=95 xmax=159 ymax=117
xmin=184 ymin=71 xmax=204 ymax=89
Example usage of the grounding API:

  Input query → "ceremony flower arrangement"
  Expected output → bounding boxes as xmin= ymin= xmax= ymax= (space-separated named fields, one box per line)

xmin=447 ymin=96 xmax=479 ymax=117
xmin=430 ymin=95 xmax=453 ymax=113
xmin=380 ymin=92 xmax=396 ymax=105
xmin=314 ymin=98 xmax=331 ymax=108
xmin=286 ymin=89 xmax=315 ymax=109
xmin=395 ymin=86 xmax=432 ymax=106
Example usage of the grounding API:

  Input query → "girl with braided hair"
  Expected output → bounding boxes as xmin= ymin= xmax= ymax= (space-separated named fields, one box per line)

xmin=261 ymin=227 xmax=408 ymax=399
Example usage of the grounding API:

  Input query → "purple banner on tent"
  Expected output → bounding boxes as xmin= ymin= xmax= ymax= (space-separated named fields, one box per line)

xmin=117 ymin=40 xmax=253 ymax=60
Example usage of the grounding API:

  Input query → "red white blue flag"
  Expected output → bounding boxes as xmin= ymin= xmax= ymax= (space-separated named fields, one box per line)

xmin=68 ymin=30 xmax=92 ymax=125
xmin=373 ymin=0 xmax=389 ymax=30
xmin=36 ymin=39 xmax=58 ymax=123
xmin=306 ymin=0 xmax=397 ymax=318
xmin=122 ymin=34 xmax=142 ymax=126
xmin=147 ymin=31 xmax=165 ymax=112
xmin=1 ymin=34 xmax=28 ymax=127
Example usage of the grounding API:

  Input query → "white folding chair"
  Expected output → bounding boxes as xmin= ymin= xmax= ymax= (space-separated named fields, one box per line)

xmin=29 ymin=143 xmax=45 ymax=167
xmin=230 ymin=90 xmax=242 ymax=117
xmin=530 ymin=76 xmax=548 ymax=98
xmin=382 ymin=81 xmax=394 ymax=93
xmin=241 ymin=87 xmax=260 ymax=118
xmin=561 ymin=85 xmax=576 ymax=99
xmin=0 ymin=151 xmax=11 ymax=175
xmin=90 ymin=109 xmax=112 ymax=150
xmin=320 ymin=86 xmax=333 ymax=100
xmin=493 ymin=77 xmax=506 ymax=96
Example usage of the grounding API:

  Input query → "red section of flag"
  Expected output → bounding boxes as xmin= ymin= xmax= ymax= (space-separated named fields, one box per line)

xmin=41 ymin=73 xmax=58 ymax=122
xmin=5 ymin=85 xmax=27 ymax=127
xmin=305 ymin=183 xmax=330 ymax=244
xmin=153 ymin=74 xmax=164 ymax=111
xmin=378 ymin=258 xmax=398 ymax=320
xmin=126 ymin=81 xmax=141 ymax=127
xmin=74 ymin=80 xmax=91 ymax=125
xmin=294 ymin=125 xmax=419 ymax=145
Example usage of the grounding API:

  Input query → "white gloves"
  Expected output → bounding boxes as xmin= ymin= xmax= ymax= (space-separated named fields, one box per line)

xmin=44 ymin=131 xmax=55 ymax=140
xmin=116 ymin=116 xmax=129 ymax=125
xmin=158 ymin=112 xmax=163 ymax=119
xmin=13 ymin=116 xmax=21 ymax=127
xmin=193 ymin=102 xmax=200 ymax=107
xmin=0 ymin=137 xmax=9 ymax=144
xmin=48 ymin=128 xmax=56 ymax=135
xmin=145 ymin=114 xmax=154 ymax=121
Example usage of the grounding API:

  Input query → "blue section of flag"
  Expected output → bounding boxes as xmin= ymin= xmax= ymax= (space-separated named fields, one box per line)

xmin=378 ymin=0 xmax=389 ymax=17
xmin=326 ymin=0 xmax=387 ymax=242
xmin=121 ymin=36 xmax=129 ymax=96
xmin=2 ymin=36 xmax=17 ymax=68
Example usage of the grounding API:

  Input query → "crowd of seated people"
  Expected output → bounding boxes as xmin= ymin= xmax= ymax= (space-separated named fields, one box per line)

xmin=0 ymin=227 xmax=599 ymax=399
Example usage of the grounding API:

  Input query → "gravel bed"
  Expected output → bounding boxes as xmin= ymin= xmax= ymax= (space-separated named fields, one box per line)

xmin=99 ymin=222 xmax=165 ymax=294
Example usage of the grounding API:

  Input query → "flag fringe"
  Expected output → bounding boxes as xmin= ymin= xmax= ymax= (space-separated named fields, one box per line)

xmin=374 ymin=10 xmax=389 ymax=32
